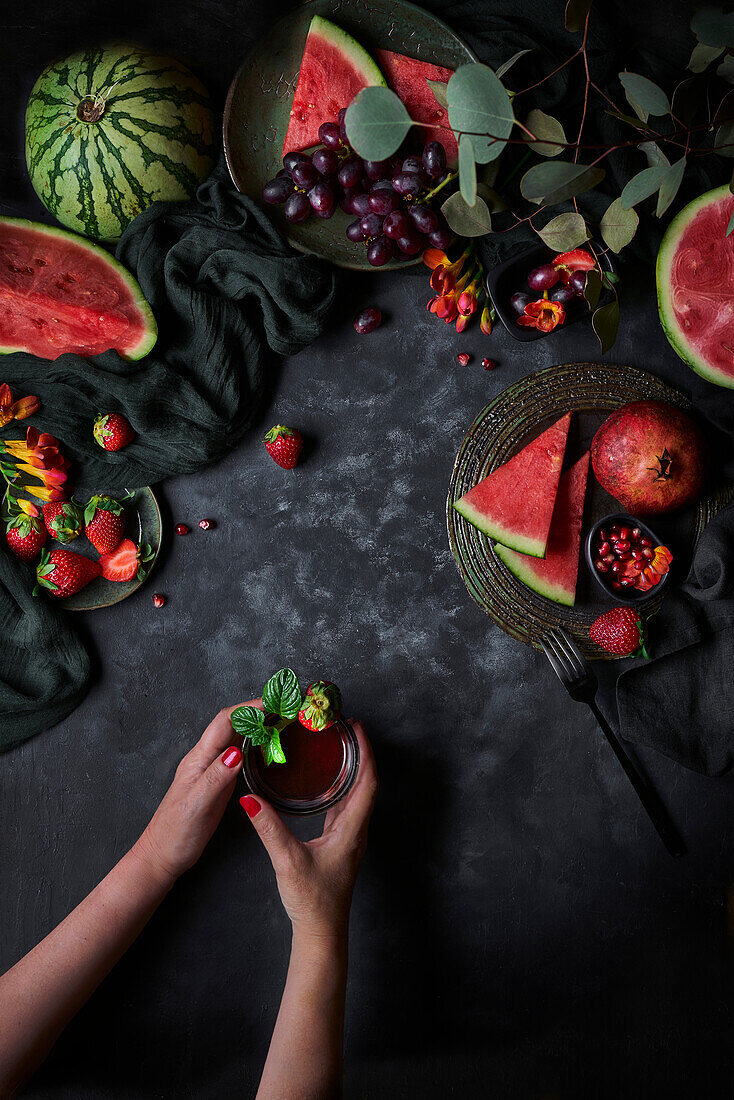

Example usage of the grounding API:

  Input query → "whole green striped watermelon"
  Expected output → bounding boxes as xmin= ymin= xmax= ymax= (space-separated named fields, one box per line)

xmin=25 ymin=43 xmax=216 ymax=242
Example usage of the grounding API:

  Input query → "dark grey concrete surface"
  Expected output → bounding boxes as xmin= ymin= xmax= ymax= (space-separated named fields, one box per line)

xmin=2 ymin=2 xmax=734 ymax=1098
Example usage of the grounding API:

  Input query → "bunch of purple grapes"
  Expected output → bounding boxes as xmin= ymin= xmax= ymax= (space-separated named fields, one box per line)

xmin=262 ymin=108 xmax=454 ymax=267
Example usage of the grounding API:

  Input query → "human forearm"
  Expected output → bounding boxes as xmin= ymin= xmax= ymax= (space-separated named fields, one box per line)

xmin=256 ymin=928 xmax=349 ymax=1100
xmin=0 ymin=843 xmax=173 ymax=1097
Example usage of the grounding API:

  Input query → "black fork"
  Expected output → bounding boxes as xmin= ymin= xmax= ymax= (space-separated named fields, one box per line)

xmin=540 ymin=628 xmax=686 ymax=859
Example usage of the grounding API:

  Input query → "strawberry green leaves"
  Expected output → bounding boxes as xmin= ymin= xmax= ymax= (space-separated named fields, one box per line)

xmin=231 ymin=668 xmax=304 ymax=766
xmin=447 ymin=63 xmax=515 ymax=164
xmin=345 ymin=86 xmax=413 ymax=160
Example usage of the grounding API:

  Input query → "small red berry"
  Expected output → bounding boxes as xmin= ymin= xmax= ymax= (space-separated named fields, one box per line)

xmin=175 ymin=524 xmax=190 ymax=536
xmin=152 ymin=593 xmax=166 ymax=608
xmin=456 ymin=353 xmax=470 ymax=366
xmin=93 ymin=413 xmax=135 ymax=452
xmin=264 ymin=425 xmax=303 ymax=469
xmin=482 ymin=357 xmax=496 ymax=370
xmin=198 ymin=519 xmax=213 ymax=530
xmin=589 ymin=607 xmax=648 ymax=658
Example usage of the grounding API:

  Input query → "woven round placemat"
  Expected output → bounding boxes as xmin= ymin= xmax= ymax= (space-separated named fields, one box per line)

xmin=446 ymin=362 xmax=731 ymax=661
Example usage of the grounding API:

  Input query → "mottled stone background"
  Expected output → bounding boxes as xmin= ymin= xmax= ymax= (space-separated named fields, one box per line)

xmin=2 ymin=1 xmax=733 ymax=1097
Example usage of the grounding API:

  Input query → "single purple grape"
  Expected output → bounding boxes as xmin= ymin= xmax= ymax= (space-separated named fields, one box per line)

xmin=422 ymin=140 xmax=447 ymax=179
xmin=510 ymin=291 xmax=531 ymax=315
xmin=284 ymin=191 xmax=311 ymax=224
xmin=291 ymin=161 xmax=319 ymax=190
xmin=283 ymin=151 xmax=309 ymax=173
xmin=370 ymin=179 xmax=394 ymax=192
xmin=369 ymin=189 xmax=400 ymax=215
xmin=527 ymin=264 xmax=559 ymax=292
xmin=427 ymin=226 xmax=454 ymax=249
xmin=308 ymin=180 xmax=335 ymax=216
xmin=354 ymin=306 xmax=382 ymax=334
xmin=351 ymin=192 xmax=371 ymax=217
xmin=402 ymin=155 xmax=424 ymax=176
xmin=396 ymin=232 xmax=423 ymax=256
xmin=338 ymin=155 xmax=364 ymax=189
xmin=312 ymin=147 xmax=339 ymax=176
xmin=364 ymin=159 xmax=391 ymax=181
xmin=339 ymin=187 xmax=358 ymax=214
xmin=550 ymin=284 xmax=576 ymax=305
xmin=383 ymin=209 xmax=410 ymax=239
xmin=346 ymin=219 xmax=365 ymax=243
xmin=318 ymin=122 xmax=342 ymax=149
xmin=408 ymin=203 xmax=439 ymax=234
xmin=366 ymin=235 xmax=394 ymax=266
xmin=262 ymin=176 xmax=294 ymax=204
xmin=360 ymin=212 xmax=384 ymax=238
xmin=392 ymin=172 xmax=423 ymax=197
xmin=568 ymin=270 xmax=587 ymax=296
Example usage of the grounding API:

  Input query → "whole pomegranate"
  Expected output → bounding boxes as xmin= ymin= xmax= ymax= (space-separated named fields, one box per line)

xmin=591 ymin=400 xmax=708 ymax=515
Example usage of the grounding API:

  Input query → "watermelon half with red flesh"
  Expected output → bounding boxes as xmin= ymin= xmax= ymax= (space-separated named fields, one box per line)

xmin=494 ymin=452 xmax=590 ymax=607
xmin=453 ymin=412 xmax=571 ymax=558
xmin=375 ymin=50 xmax=458 ymax=167
xmin=656 ymin=185 xmax=734 ymax=389
xmin=0 ymin=218 xmax=157 ymax=361
xmin=282 ymin=17 xmax=387 ymax=157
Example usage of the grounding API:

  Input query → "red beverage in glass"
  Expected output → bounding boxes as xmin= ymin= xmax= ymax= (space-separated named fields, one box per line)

xmin=243 ymin=719 xmax=359 ymax=816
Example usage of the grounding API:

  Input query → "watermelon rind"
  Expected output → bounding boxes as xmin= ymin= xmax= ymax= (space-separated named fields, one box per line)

xmin=25 ymin=43 xmax=216 ymax=243
xmin=656 ymin=184 xmax=734 ymax=389
xmin=0 ymin=217 xmax=157 ymax=361
xmin=452 ymin=500 xmax=546 ymax=558
xmin=494 ymin=542 xmax=576 ymax=606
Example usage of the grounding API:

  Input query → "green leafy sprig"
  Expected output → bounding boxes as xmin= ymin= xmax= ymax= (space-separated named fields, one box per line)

xmin=231 ymin=668 xmax=303 ymax=766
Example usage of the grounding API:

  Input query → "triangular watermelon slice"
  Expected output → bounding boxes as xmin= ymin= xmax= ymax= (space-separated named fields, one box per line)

xmin=375 ymin=49 xmax=458 ymax=168
xmin=494 ymin=452 xmax=590 ymax=607
xmin=453 ymin=413 xmax=571 ymax=558
xmin=282 ymin=17 xmax=387 ymax=157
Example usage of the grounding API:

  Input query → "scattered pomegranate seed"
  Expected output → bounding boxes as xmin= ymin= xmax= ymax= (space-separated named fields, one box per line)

xmin=175 ymin=524 xmax=190 ymax=536
xmin=198 ymin=519 xmax=214 ymax=530
xmin=153 ymin=593 xmax=166 ymax=608
xmin=456 ymin=353 xmax=470 ymax=366
xmin=481 ymin=357 xmax=495 ymax=370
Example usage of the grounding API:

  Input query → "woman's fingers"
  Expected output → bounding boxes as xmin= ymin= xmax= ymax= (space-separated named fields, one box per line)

xmin=240 ymin=794 xmax=300 ymax=872
xmin=192 ymin=745 xmax=243 ymax=818
xmin=187 ymin=699 xmax=263 ymax=771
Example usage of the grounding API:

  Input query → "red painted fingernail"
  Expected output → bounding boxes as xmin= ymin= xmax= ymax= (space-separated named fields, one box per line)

xmin=240 ymin=795 xmax=261 ymax=818
xmin=222 ymin=746 xmax=242 ymax=769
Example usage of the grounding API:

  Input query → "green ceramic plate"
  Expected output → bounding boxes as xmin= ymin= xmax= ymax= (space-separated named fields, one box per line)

xmin=447 ymin=363 xmax=732 ymax=660
xmin=62 ymin=486 xmax=162 ymax=611
xmin=223 ymin=0 xmax=475 ymax=270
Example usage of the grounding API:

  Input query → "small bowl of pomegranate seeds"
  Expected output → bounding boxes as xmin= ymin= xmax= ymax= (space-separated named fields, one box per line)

xmin=585 ymin=512 xmax=674 ymax=605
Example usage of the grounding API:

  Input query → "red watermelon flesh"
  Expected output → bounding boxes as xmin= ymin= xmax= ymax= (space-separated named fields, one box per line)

xmin=494 ymin=452 xmax=590 ymax=607
xmin=453 ymin=412 xmax=571 ymax=558
xmin=0 ymin=218 xmax=156 ymax=362
xmin=375 ymin=49 xmax=458 ymax=167
xmin=282 ymin=16 xmax=386 ymax=157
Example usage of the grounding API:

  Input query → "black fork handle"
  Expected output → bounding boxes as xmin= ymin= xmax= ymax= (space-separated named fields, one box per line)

xmin=590 ymin=701 xmax=686 ymax=859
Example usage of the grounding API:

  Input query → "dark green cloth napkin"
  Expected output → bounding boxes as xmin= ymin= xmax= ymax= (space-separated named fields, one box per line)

xmin=0 ymin=166 xmax=337 ymax=752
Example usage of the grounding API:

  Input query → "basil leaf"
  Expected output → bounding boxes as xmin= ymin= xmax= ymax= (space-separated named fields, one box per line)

xmin=262 ymin=667 xmax=302 ymax=721
xmin=230 ymin=705 xmax=267 ymax=744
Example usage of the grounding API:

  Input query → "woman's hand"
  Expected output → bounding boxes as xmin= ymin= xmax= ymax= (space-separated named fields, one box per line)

xmin=241 ymin=720 xmax=378 ymax=941
xmin=133 ymin=702 xmax=254 ymax=884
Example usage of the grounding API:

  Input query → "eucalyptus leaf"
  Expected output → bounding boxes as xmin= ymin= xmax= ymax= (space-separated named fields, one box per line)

xmin=638 ymin=141 xmax=670 ymax=169
xmin=230 ymin=705 xmax=267 ymax=744
xmin=345 ymin=86 xmax=413 ymax=160
xmin=524 ymin=108 xmax=566 ymax=157
xmin=655 ymin=157 xmax=687 ymax=217
xmin=427 ymin=79 xmax=448 ymax=109
xmin=718 ymin=54 xmax=734 ymax=82
xmin=600 ymin=196 xmax=639 ymax=252
xmin=620 ymin=165 xmax=667 ymax=209
xmin=691 ymin=7 xmax=734 ymax=48
xmin=604 ymin=108 xmax=654 ymax=131
xmin=458 ymin=133 xmax=477 ymax=206
xmin=565 ymin=0 xmax=593 ymax=33
xmin=262 ymin=667 xmax=302 ymax=721
xmin=592 ymin=300 xmax=620 ymax=354
xmin=584 ymin=268 xmax=602 ymax=310
xmin=441 ymin=191 xmax=492 ymax=236
xmin=495 ymin=49 xmax=532 ymax=79
xmin=687 ymin=41 xmax=724 ymax=71
xmin=619 ymin=72 xmax=670 ymax=117
xmin=520 ymin=160 xmax=605 ymax=205
xmin=537 ymin=212 xmax=588 ymax=251
xmin=447 ymin=63 xmax=514 ymax=163
xmin=715 ymin=120 xmax=734 ymax=156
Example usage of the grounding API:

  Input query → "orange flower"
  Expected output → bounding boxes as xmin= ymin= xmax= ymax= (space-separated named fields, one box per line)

xmin=0 ymin=383 xmax=40 ymax=428
xmin=623 ymin=545 xmax=673 ymax=591
xmin=480 ymin=302 xmax=494 ymax=336
xmin=1 ymin=427 xmax=70 ymax=501
xmin=516 ymin=298 xmax=566 ymax=333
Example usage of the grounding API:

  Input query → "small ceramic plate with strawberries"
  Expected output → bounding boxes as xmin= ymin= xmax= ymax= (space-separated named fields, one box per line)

xmin=62 ymin=487 xmax=162 ymax=612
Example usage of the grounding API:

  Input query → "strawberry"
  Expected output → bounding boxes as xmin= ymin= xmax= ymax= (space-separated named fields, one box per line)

xmin=552 ymin=248 xmax=596 ymax=285
xmin=264 ymin=425 xmax=303 ymax=469
xmin=98 ymin=538 xmax=154 ymax=582
xmin=6 ymin=515 xmax=46 ymax=562
xmin=298 ymin=680 xmax=342 ymax=732
xmin=589 ymin=607 xmax=649 ymax=658
xmin=93 ymin=413 xmax=135 ymax=452
xmin=42 ymin=500 xmax=83 ymax=543
xmin=84 ymin=495 xmax=126 ymax=554
xmin=35 ymin=547 xmax=102 ymax=598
